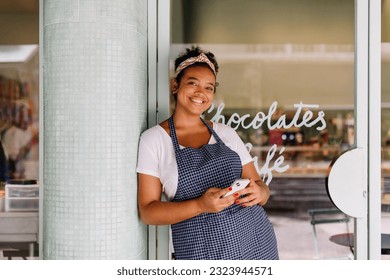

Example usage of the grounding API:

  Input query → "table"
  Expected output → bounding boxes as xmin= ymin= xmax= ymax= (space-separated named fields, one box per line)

xmin=0 ymin=212 xmax=39 ymax=259
xmin=330 ymin=233 xmax=390 ymax=255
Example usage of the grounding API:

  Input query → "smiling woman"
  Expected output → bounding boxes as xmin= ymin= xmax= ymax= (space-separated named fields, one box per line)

xmin=136 ymin=46 xmax=279 ymax=260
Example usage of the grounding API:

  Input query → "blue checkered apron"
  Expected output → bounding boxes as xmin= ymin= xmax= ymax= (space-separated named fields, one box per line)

xmin=169 ymin=117 xmax=279 ymax=260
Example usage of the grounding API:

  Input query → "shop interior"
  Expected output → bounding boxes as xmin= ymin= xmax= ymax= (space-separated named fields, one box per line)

xmin=0 ymin=0 xmax=39 ymax=260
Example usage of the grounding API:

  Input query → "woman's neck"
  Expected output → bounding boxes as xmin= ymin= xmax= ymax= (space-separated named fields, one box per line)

xmin=172 ymin=111 xmax=203 ymax=129
xmin=171 ymin=112 xmax=211 ymax=149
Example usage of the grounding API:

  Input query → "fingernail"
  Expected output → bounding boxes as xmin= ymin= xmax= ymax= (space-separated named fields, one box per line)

xmin=234 ymin=193 xmax=239 ymax=197
xmin=228 ymin=187 xmax=233 ymax=191
xmin=242 ymin=204 xmax=247 ymax=207
xmin=235 ymin=200 xmax=240 ymax=204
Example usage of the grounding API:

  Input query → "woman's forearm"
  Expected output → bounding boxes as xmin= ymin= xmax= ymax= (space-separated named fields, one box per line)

xmin=139 ymin=198 xmax=203 ymax=225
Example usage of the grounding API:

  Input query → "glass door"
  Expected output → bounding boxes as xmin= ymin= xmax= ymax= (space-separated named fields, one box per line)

xmin=149 ymin=0 xmax=382 ymax=259
xmin=170 ymin=0 xmax=356 ymax=260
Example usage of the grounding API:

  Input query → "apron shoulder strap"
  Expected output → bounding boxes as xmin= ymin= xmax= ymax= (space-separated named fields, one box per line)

xmin=168 ymin=116 xmax=181 ymax=152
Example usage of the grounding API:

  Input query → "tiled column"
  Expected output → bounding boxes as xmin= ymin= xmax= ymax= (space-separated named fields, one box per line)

xmin=42 ymin=0 xmax=147 ymax=259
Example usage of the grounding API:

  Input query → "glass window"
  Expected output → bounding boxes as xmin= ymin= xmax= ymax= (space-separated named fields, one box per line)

xmin=171 ymin=0 xmax=356 ymax=259
xmin=0 ymin=2 xmax=39 ymax=184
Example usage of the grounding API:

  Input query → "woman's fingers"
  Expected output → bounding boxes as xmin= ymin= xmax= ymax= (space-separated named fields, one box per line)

xmin=200 ymin=187 xmax=235 ymax=213
xmin=200 ymin=180 xmax=268 ymax=213
xmin=233 ymin=178 xmax=268 ymax=206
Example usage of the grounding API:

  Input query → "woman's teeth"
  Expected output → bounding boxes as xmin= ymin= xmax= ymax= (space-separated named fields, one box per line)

xmin=190 ymin=98 xmax=204 ymax=104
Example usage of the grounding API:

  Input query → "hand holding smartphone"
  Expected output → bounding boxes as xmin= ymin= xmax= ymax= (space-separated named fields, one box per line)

xmin=223 ymin=178 xmax=250 ymax=197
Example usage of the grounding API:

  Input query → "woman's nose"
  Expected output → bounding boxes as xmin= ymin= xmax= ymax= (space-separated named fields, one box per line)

xmin=194 ymin=87 xmax=202 ymax=94
xmin=194 ymin=85 xmax=206 ymax=94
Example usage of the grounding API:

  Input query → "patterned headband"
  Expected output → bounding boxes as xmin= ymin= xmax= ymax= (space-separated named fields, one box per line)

xmin=174 ymin=53 xmax=216 ymax=78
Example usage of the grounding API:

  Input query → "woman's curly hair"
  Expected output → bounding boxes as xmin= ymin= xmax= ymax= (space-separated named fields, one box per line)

xmin=174 ymin=45 xmax=219 ymax=85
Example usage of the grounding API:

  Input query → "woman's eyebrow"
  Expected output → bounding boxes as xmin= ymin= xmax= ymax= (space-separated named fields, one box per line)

xmin=186 ymin=76 xmax=215 ymax=86
xmin=186 ymin=76 xmax=200 ymax=81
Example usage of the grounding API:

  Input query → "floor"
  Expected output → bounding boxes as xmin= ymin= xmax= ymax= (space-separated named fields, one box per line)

xmin=1 ymin=211 xmax=389 ymax=260
xmin=269 ymin=210 xmax=390 ymax=260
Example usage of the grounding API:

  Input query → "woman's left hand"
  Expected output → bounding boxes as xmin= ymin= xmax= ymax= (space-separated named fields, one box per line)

xmin=234 ymin=178 xmax=270 ymax=207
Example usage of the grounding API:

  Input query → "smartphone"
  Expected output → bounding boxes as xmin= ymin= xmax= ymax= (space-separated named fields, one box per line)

xmin=223 ymin=178 xmax=250 ymax=197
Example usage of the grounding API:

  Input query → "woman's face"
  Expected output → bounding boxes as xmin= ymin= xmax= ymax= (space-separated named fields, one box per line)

xmin=173 ymin=65 xmax=216 ymax=116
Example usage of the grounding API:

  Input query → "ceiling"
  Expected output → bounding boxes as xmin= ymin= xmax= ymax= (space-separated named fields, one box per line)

xmin=0 ymin=0 xmax=39 ymax=13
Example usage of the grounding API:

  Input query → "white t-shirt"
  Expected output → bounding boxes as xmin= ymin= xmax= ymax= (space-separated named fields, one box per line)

xmin=136 ymin=122 xmax=253 ymax=201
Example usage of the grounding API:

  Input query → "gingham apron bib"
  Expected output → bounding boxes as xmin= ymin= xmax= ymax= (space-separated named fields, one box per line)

xmin=169 ymin=117 xmax=279 ymax=260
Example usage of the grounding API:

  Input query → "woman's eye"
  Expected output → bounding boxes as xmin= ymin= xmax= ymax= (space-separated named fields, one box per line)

xmin=206 ymin=87 xmax=214 ymax=92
